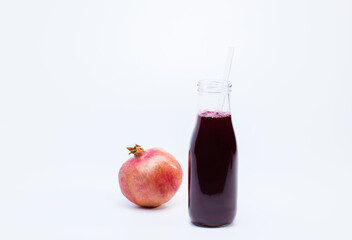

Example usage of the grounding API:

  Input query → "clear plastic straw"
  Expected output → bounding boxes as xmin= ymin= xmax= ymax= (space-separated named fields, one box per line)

xmin=218 ymin=47 xmax=234 ymax=112
xmin=223 ymin=47 xmax=234 ymax=82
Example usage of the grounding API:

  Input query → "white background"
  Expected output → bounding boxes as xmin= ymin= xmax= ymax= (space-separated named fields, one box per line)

xmin=0 ymin=0 xmax=352 ymax=239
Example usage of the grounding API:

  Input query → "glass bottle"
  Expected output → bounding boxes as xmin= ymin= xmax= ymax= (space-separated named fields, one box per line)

xmin=188 ymin=80 xmax=238 ymax=227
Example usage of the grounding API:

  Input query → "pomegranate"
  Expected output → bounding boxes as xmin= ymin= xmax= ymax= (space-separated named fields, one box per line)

xmin=118 ymin=144 xmax=183 ymax=207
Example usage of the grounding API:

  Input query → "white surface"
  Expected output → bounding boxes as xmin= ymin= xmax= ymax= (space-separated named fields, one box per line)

xmin=1 ymin=0 xmax=352 ymax=239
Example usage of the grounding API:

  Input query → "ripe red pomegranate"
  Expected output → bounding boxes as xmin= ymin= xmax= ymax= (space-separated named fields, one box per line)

xmin=118 ymin=144 xmax=183 ymax=207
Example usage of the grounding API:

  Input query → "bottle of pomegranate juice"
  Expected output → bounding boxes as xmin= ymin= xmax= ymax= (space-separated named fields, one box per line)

xmin=189 ymin=80 xmax=238 ymax=227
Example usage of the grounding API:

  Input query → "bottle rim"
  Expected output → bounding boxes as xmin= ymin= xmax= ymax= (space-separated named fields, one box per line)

xmin=197 ymin=79 xmax=232 ymax=93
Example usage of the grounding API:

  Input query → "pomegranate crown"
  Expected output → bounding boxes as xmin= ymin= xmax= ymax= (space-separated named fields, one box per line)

xmin=126 ymin=144 xmax=146 ymax=157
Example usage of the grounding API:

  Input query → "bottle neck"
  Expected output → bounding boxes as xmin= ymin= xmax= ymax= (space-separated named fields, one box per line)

xmin=197 ymin=80 xmax=232 ymax=114
xmin=198 ymin=92 xmax=231 ymax=114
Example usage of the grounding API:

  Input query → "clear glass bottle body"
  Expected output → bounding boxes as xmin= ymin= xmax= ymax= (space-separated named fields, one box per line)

xmin=188 ymin=80 xmax=238 ymax=227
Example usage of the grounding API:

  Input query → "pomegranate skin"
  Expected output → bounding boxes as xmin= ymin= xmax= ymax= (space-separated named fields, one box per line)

xmin=119 ymin=147 xmax=183 ymax=207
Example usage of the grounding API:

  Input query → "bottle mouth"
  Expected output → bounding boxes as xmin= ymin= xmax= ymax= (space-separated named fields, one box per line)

xmin=197 ymin=79 xmax=232 ymax=93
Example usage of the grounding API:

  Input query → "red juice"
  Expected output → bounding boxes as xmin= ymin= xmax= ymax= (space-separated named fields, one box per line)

xmin=188 ymin=110 xmax=238 ymax=227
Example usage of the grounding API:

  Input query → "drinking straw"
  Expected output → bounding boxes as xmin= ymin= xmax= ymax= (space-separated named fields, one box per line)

xmin=218 ymin=47 xmax=234 ymax=111
xmin=223 ymin=47 xmax=234 ymax=82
